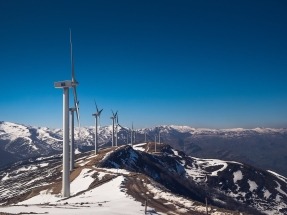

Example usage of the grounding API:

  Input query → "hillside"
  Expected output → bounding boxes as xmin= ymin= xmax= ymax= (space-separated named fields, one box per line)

xmin=1 ymin=143 xmax=287 ymax=214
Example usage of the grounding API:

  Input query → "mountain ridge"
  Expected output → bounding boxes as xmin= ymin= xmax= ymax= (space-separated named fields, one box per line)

xmin=1 ymin=121 xmax=287 ymax=177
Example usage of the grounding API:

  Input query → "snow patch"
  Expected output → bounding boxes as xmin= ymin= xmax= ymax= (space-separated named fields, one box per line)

xmin=133 ymin=143 xmax=146 ymax=151
xmin=248 ymin=180 xmax=258 ymax=192
xmin=2 ymin=173 xmax=10 ymax=181
xmin=19 ymin=189 xmax=61 ymax=204
xmin=268 ymin=170 xmax=287 ymax=183
xmin=97 ymin=171 xmax=108 ymax=180
xmin=275 ymin=181 xmax=287 ymax=197
xmin=233 ymin=170 xmax=243 ymax=183
xmin=263 ymin=189 xmax=271 ymax=199
xmin=103 ymin=168 xmax=131 ymax=175
xmin=71 ymin=168 xmax=95 ymax=195
xmin=172 ymin=149 xmax=179 ymax=156
xmin=8 ymin=176 xmax=145 ymax=215
xmin=39 ymin=163 xmax=49 ymax=168
xmin=196 ymin=159 xmax=228 ymax=176
xmin=75 ymin=148 xmax=81 ymax=154
xmin=16 ymin=165 xmax=38 ymax=173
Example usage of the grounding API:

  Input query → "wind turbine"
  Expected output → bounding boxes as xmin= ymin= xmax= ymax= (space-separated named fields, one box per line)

xmin=92 ymin=101 xmax=103 ymax=154
xmin=126 ymin=132 xmax=129 ymax=145
xmin=130 ymin=122 xmax=134 ymax=147
xmin=154 ymin=135 xmax=157 ymax=153
xmin=115 ymin=113 xmax=119 ymax=146
xmin=134 ymin=127 xmax=136 ymax=144
xmin=69 ymin=31 xmax=80 ymax=173
xmin=54 ymin=30 xmax=80 ymax=198
xmin=110 ymin=110 xmax=117 ymax=147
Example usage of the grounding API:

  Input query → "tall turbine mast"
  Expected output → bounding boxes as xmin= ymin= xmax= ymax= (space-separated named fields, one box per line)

xmin=154 ymin=135 xmax=157 ymax=153
xmin=134 ymin=127 xmax=136 ymax=144
xmin=69 ymin=107 xmax=76 ymax=171
xmin=131 ymin=122 xmax=133 ymax=147
xmin=54 ymin=29 xmax=80 ymax=198
xmin=111 ymin=110 xmax=117 ymax=147
xmin=115 ymin=114 xmax=119 ymax=146
xmin=92 ymin=100 xmax=103 ymax=154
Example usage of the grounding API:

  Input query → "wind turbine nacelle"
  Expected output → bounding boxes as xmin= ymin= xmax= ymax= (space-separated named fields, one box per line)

xmin=54 ymin=80 xmax=77 ymax=88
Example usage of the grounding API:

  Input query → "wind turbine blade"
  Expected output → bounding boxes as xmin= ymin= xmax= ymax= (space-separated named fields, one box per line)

xmin=99 ymin=109 xmax=103 ymax=116
xmin=75 ymin=106 xmax=80 ymax=128
xmin=94 ymin=99 xmax=99 ymax=112
xmin=69 ymin=29 xmax=79 ymax=127
xmin=73 ymin=87 xmax=80 ymax=127
xmin=70 ymin=29 xmax=76 ymax=83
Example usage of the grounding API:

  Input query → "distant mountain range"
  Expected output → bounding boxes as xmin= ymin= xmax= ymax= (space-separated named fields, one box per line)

xmin=1 ymin=143 xmax=287 ymax=214
xmin=1 ymin=121 xmax=287 ymax=178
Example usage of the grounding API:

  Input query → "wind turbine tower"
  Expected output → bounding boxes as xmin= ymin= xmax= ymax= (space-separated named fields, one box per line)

xmin=154 ymin=135 xmax=157 ymax=153
xmin=134 ymin=130 xmax=136 ymax=144
xmin=130 ymin=122 xmax=134 ymax=147
xmin=92 ymin=101 xmax=103 ymax=154
xmin=69 ymin=107 xmax=76 ymax=171
xmin=54 ymin=30 xmax=80 ymax=198
xmin=115 ymin=114 xmax=119 ymax=146
xmin=111 ymin=111 xmax=117 ymax=147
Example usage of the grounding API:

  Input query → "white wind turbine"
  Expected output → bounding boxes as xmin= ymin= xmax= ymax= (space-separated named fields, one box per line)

xmin=110 ymin=110 xmax=117 ymax=147
xmin=134 ymin=126 xmax=136 ymax=144
xmin=130 ymin=122 xmax=134 ymax=147
xmin=54 ymin=30 xmax=80 ymax=198
xmin=92 ymin=101 xmax=103 ymax=154
xmin=69 ymin=31 xmax=80 ymax=173
xmin=115 ymin=113 xmax=119 ymax=146
xmin=154 ymin=135 xmax=157 ymax=153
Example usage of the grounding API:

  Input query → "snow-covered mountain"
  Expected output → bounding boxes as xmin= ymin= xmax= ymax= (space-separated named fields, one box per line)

xmin=1 ymin=143 xmax=287 ymax=214
xmin=1 ymin=121 xmax=287 ymax=178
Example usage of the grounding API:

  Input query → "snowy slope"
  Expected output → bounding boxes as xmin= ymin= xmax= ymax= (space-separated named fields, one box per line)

xmin=0 ymin=121 xmax=62 ymax=159
xmin=0 ymin=145 xmax=244 ymax=215
xmin=0 ymin=142 xmax=286 ymax=214
xmin=98 ymin=143 xmax=287 ymax=214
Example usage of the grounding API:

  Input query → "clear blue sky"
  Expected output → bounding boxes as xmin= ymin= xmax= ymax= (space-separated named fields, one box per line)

xmin=1 ymin=0 xmax=287 ymax=129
